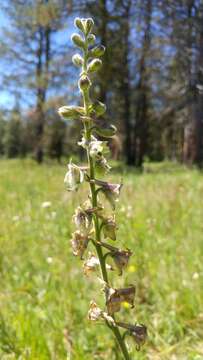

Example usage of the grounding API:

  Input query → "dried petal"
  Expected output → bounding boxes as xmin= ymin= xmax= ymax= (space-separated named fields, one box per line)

xmin=132 ymin=324 xmax=147 ymax=349
xmin=73 ymin=207 xmax=92 ymax=235
xmin=116 ymin=286 xmax=135 ymax=308
xmin=94 ymin=179 xmax=122 ymax=209
xmin=111 ymin=249 xmax=132 ymax=275
xmin=99 ymin=242 xmax=132 ymax=275
xmin=83 ymin=253 xmax=113 ymax=276
xmin=71 ymin=231 xmax=89 ymax=259
xmin=102 ymin=217 xmax=117 ymax=240
xmin=88 ymin=301 xmax=103 ymax=321
xmin=64 ymin=161 xmax=85 ymax=191
xmin=88 ymin=301 xmax=115 ymax=326
xmin=83 ymin=254 xmax=100 ymax=275
xmin=105 ymin=287 xmax=122 ymax=315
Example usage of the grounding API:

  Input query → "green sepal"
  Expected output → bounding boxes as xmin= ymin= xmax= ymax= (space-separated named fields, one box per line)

xmin=94 ymin=125 xmax=117 ymax=138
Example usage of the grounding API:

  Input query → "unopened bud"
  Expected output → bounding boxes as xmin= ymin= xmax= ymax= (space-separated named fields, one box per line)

xmin=87 ymin=34 xmax=96 ymax=46
xmin=71 ymin=33 xmax=85 ymax=49
xmin=78 ymin=75 xmax=91 ymax=92
xmin=58 ymin=105 xmax=84 ymax=120
xmin=74 ymin=17 xmax=85 ymax=33
xmin=85 ymin=18 xmax=94 ymax=35
xmin=88 ymin=58 xmax=102 ymax=73
xmin=89 ymin=101 xmax=106 ymax=116
xmin=72 ymin=54 xmax=84 ymax=67
xmin=90 ymin=45 xmax=105 ymax=58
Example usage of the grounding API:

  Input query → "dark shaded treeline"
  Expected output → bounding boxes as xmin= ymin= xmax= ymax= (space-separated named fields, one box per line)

xmin=0 ymin=0 xmax=203 ymax=167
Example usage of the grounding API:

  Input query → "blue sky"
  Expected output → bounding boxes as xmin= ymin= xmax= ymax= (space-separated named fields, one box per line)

xmin=0 ymin=9 xmax=78 ymax=112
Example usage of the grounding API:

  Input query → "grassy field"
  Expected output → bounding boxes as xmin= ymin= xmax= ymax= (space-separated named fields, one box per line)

xmin=0 ymin=159 xmax=202 ymax=360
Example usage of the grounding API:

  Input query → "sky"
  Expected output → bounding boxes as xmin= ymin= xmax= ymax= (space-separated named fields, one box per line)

xmin=0 ymin=8 xmax=78 ymax=113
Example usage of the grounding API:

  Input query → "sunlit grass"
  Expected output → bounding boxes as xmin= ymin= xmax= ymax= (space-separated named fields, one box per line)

xmin=0 ymin=159 xmax=202 ymax=359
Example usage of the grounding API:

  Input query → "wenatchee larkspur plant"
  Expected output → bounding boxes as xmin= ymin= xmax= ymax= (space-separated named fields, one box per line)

xmin=58 ymin=17 xmax=147 ymax=359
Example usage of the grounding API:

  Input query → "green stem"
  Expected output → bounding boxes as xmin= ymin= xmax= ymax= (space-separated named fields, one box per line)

xmin=81 ymin=39 xmax=131 ymax=360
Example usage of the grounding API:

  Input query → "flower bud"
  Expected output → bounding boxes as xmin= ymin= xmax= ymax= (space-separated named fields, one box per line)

xmin=72 ymin=54 xmax=84 ymax=67
xmin=78 ymin=75 xmax=91 ymax=92
xmin=74 ymin=17 xmax=85 ymax=32
xmin=95 ymin=125 xmax=117 ymax=138
xmin=87 ymin=34 xmax=96 ymax=46
xmin=89 ymin=101 xmax=106 ymax=116
xmin=87 ymin=58 xmax=102 ymax=73
xmin=58 ymin=105 xmax=84 ymax=120
xmin=85 ymin=18 xmax=94 ymax=35
xmin=71 ymin=33 xmax=85 ymax=48
xmin=89 ymin=45 xmax=105 ymax=58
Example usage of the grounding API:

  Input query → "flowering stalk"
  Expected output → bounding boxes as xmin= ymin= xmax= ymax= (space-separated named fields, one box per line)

xmin=58 ymin=17 xmax=147 ymax=359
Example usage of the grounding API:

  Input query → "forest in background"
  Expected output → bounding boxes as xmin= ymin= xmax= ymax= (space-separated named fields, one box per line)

xmin=0 ymin=0 xmax=203 ymax=168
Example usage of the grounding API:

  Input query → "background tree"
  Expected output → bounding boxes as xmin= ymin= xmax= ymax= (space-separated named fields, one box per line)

xmin=0 ymin=0 xmax=72 ymax=162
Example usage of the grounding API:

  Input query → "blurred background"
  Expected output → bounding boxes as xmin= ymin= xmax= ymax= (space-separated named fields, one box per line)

xmin=0 ymin=1 xmax=203 ymax=360
xmin=1 ymin=0 xmax=203 ymax=167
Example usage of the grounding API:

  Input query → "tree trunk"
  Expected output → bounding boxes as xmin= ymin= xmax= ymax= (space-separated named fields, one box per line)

xmin=35 ymin=26 xmax=44 ymax=164
xmin=132 ymin=0 xmax=152 ymax=168
xmin=35 ymin=17 xmax=51 ymax=164
xmin=122 ymin=1 xmax=133 ymax=165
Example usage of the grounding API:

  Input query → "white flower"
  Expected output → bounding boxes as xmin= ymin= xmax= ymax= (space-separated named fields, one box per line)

xmin=46 ymin=257 xmax=53 ymax=264
xmin=12 ymin=215 xmax=20 ymax=222
xmin=41 ymin=201 xmax=52 ymax=208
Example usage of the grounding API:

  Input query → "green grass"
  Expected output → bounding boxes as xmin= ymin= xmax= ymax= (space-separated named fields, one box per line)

xmin=0 ymin=159 xmax=202 ymax=359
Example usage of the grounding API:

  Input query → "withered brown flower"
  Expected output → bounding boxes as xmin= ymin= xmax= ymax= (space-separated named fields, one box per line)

xmin=71 ymin=230 xmax=89 ymax=259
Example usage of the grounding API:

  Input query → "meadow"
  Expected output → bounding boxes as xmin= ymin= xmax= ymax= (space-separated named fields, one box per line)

xmin=0 ymin=159 xmax=202 ymax=360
